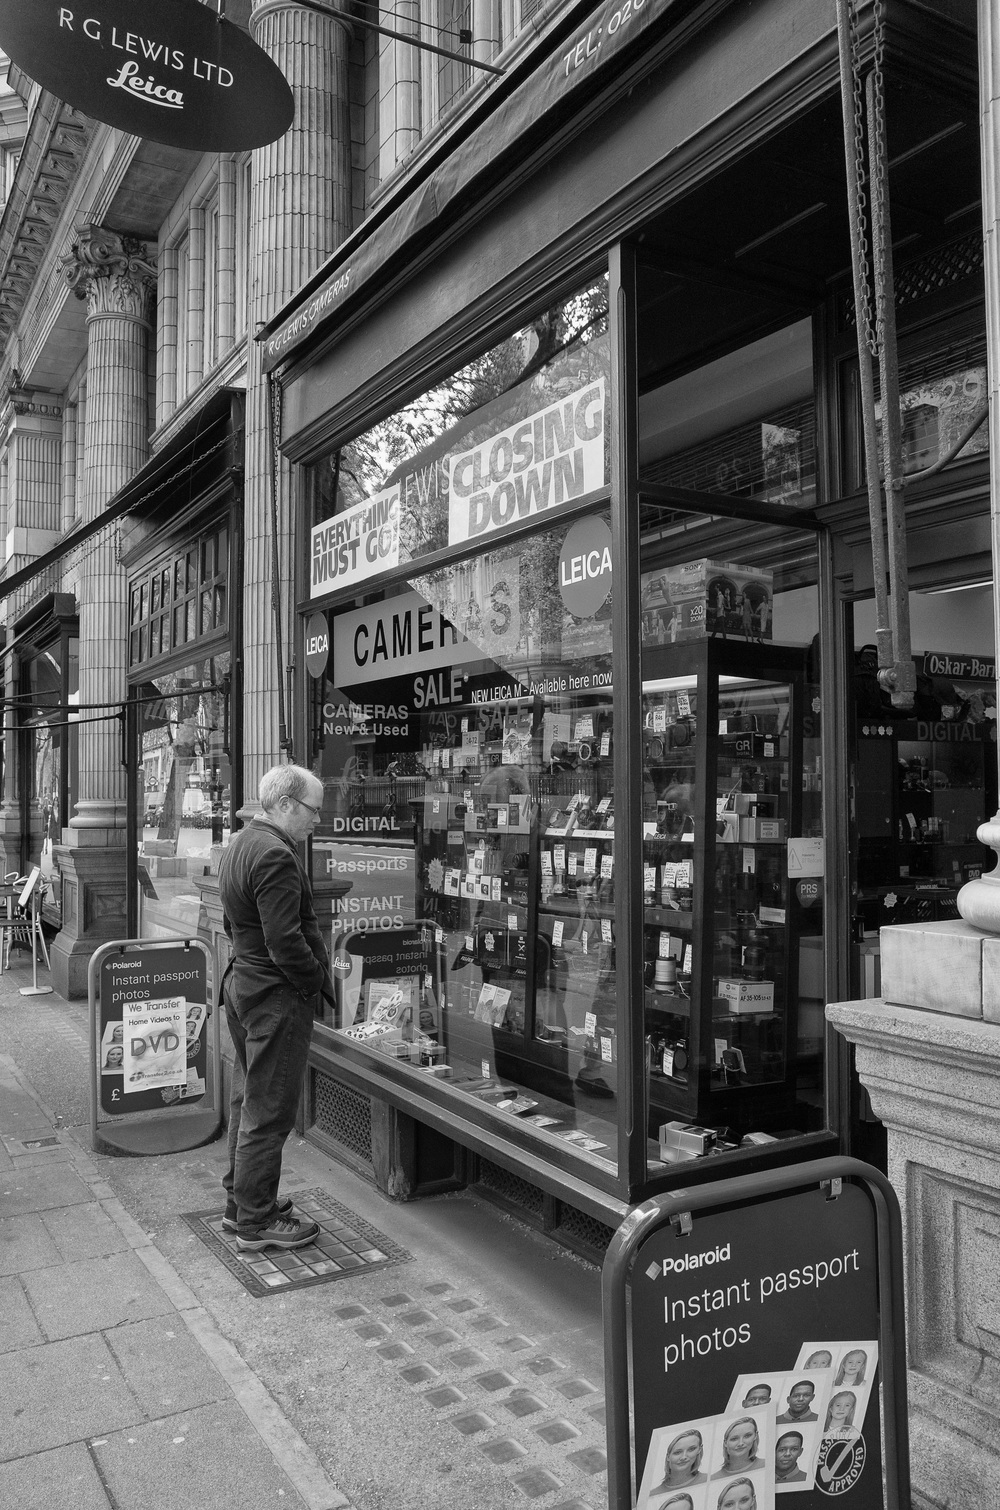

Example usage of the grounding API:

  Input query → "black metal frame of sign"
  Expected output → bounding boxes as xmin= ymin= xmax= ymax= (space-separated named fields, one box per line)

xmin=602 ymin=1158 xmax=909 ymax=1510
xmin=89 ymin=936 xmax=221 ymax=1156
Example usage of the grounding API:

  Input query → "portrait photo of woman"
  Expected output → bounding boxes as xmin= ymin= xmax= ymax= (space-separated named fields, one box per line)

xmin=804 ymin=1349 xmax=832 ymax=1368
xmin=652 ymin=1429 xmax=707 ymax=1490
xmin=651 ymin=1494 xmax=696 ymax=1510
xmin=716 ymin=1476 xmax=757 ymax=1510
xmin=712 ymin=1419 xmax=764 ymax=1478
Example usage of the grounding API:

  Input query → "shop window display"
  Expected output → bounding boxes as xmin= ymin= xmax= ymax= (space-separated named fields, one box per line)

xmin=310 ymin=516 xmax=619 ymax=1172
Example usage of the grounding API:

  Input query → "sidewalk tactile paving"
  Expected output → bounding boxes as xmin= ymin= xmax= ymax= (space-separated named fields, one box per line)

xmin=475 ymin=1369 xmax=517 ymax=1392
xmin=451 ymin=1411 xmax=495 ymax=1435
xmin=424 ymin=1327 xmax=462 ymax=1346
xmin=400 ymin=1362 xmax=440 ymax=1385
xmin=424 ymin=1280 xmax=453 ymax=1295
xmin=382 ymin=1292 xmax=416 ymax=1306
xmin=567 ymin=1446 xmax=608 ymax=1475
xmin=377 ymin=1341 xmax=414 ymax=1361
xmin=447 ymin=1347 xmax=488 ymax=1368
xmin=585 ymin=1403 xmax=606 ymax=1426
xmin=504 ymin=1393 xmax=545 ymax=1418
xmin=400 ymin=1308 xmax=438 ymax=1326
xmin=527 ymin=1355 xmax=566 ymax=1374
xmin=556 ymin=1378 xmax=598 ymax=1399
xmin=481 ymin=1437 xmax=528 ymax=1465
xmin=502 ymin=1334 xmax=535 ymax=1352
xmin=334 ymin=1304 xmax=368 ymax=1320
xmin=447 ymin=1297 xmax=479 ymax=1312
xmin=181 ymin=1188 xmax=411 ymax=1299
xmin=513 ymin=1466 xmax=565 ymax=1498
xmin=470 ymin=1313 xmax=502 ymax=1331
xmin=535 ymin=1420 xmax=581 ymax=1445
xmin=551 ymin=1501 xmax=596 ymax=1510
xmin=423 ymin=1384 xmax=465 ymax=1408
xmin=355 ymin=1322 xmax=390 ymax=1341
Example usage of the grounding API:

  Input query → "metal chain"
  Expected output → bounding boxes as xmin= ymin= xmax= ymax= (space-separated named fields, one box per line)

xmin=847 ymin=0 xmax=877 ymax=356
xmin=869 ymin=0 xmax=888 ymax=363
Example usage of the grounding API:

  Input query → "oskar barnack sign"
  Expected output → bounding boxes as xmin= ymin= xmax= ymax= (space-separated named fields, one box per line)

xmin=0 ymin=0 xmax=294 ymax=151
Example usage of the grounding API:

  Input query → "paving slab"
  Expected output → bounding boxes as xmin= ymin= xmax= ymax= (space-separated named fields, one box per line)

xmin=0 ymin=1273 xmax=43 ymax=1352
xmin=0 ymin=1211 xmax=63 ymax=1276
xmin=0 ymin=1163 xmax=95 ymax=1216
xmin=91 ymin=1399 xmax=311 ymax=1510
xmin=0 ymin=1333 xmax=143 ymax=1459
xmin=40 ymin=1199 xmax=133 ymax=1261
xmin=0 ymin=1440 xmax=110 ymax=1510
xmin=104 ymin=1316 xmax=233 ymax=1418
xmin=21 ymin=1248 xmax=175 ymax=1340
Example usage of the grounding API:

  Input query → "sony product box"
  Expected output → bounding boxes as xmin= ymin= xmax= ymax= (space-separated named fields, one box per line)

xmin=717 ymin=978 xmax=775 ymax=1013
xmin=641 ymin=559 xmax=774 ymax=643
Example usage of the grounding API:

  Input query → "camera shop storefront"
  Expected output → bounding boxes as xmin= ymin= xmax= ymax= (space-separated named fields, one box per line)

xmin=271 ymin=0 xmax=979 ymax=1219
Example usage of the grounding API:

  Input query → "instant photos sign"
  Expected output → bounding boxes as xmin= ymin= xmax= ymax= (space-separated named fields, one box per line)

xmin=0 ymin=0 xmax=294 ymax=152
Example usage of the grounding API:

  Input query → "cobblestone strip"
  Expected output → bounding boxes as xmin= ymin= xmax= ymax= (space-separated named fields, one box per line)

xmin=332 ymin=1281 xmax=609 ymax=1508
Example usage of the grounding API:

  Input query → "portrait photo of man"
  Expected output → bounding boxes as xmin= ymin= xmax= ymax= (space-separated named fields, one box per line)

xmin=776 ymin=1380 xmax=818 ymax=1423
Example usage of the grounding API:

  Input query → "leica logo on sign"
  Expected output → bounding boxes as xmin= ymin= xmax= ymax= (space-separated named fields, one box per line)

xmin=0 ymin=0 xmax=293 ymax=151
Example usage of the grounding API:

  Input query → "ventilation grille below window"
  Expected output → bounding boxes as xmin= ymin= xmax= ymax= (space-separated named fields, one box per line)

xmin=312 ymin=1071 xmax=373 ymax=1169
xmin=477 ymin=1157 xmax=546 ymax=1216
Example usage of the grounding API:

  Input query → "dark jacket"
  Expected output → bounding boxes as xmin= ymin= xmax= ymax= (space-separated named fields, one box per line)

xmin=219 ymin=817 xmax=330 ymax=1010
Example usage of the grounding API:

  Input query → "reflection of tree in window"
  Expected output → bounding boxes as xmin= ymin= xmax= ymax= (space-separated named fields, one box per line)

xmin=320 ymin=281 xmax=610 ymax=560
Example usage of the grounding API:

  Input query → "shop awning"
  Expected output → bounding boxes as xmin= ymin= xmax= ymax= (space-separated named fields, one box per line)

xmin=0 ymin=388 xmax=240 ymax=606
xmin=260 ymin=0 xmax=693 ymax=372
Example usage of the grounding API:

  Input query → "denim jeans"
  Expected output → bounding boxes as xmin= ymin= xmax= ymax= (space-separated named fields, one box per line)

xmin=223 ymin=975 xmax=315 ymax=1229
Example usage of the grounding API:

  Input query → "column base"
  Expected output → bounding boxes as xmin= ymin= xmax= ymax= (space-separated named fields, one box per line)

xmin=50 ymin=843 xmax=129 ymax=998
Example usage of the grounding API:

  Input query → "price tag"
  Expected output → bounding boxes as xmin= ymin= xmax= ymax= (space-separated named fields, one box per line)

xmin=508 ymin=912 xmax=518 ymax=930
xmin=683 ymin=944 xmax=693 ymax=974
xmin=554 ymin=845 xmax=566 ymax=872
xmin=569 ymin=854 xmax=578 ymax=875
xmin=465 ymin=935 xmax=474 ymax=950
xmin=714 ymin=1038 xmax=727 ymax=1066
xmin=552 ymin=921 xmax=564 ymax=947
xmin=601 ymin=918 xmax=613 ymax=943
xmin=597 ymin=797 xmax=611 ymax=814
xmin=582 ymin=931 xmax=589 ymax=954
xmin=541 ymin=850 xmax=553 ymax=873
xmin=601 ymin=853 xmax=614 ymax=879
xmin=659 ymin=931 xmax=672 ymax=958
xmin=644 ymin=864 xmax=657 ymax=894
xmin=575 ymin=714 xmax=594 ymax=740
xmin=662 ymin=1046 xmax=675 ymax=1076
xmin=481 ymin=1059 xmax=491 ymax=1079
xmin=653 ymin=707 xmax=667 ymax=732
xmin=584 ymin=847 xmax=598 ymax=875
xmin=600 ymin=732 xmax=611 ymax=756
xmin=601 ymin=1036 xmax=613 ymax=1062
xmin=435 ymin=925 xmax=444 ymax=943
xmin=491 ymin=877 xmax=502 ymax=901
xmin=497 ymin=806 xmax=508 ymax=827
xmin=432 ymin=798 xmax=441 ymax=814
xmin=584 ymin=1011 xmax=598 ymax=1036
xmin=743 ymin=847 xmax=756 ymax=873
xmin=441 ymin=748 xmax=451 ymax=768
xmin=676 ymin=691 xmax=692 ymax=718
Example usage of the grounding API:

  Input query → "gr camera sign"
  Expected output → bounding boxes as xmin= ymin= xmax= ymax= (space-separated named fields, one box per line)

xmin=0 ymin=0 xmax=294 ymax=151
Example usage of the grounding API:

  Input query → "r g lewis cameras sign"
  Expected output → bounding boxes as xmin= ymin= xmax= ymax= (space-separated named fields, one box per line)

xmin=0 ymin=0 xmax=294 ymax=151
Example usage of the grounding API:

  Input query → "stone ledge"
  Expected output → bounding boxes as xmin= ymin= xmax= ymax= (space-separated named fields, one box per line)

xmin=880 ymin=920 xmax=987 ymax=1017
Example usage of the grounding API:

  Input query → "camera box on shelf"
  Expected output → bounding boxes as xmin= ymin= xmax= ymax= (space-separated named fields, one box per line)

xmin=641 ymin=559 xmax=774 ymax=643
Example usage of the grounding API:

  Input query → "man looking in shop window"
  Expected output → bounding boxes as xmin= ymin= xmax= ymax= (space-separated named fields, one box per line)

xmin=219 ymin=764 xmax=332 ymax=1251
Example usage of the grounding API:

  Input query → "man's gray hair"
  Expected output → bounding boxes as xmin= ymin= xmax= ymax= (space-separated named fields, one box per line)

xmin=259 ymin=764 xmax=318 ymax=811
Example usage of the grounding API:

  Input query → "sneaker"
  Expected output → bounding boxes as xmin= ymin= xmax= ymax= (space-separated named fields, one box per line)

xmin=222 ymin=1195 xmax=294 ymax=1233
xmin=236 ymin=1215 xmax=320 ymax=1252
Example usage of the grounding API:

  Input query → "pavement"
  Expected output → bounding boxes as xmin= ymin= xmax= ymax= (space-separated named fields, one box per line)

xmin=0 ymin=952 xmax=610 ymax=1510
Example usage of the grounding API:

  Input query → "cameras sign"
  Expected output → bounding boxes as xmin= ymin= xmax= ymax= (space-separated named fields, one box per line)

xmin=0 ymin=0 xmax=294 ymax=152
xmin=448 ymin=380 xmax=605 ymax=545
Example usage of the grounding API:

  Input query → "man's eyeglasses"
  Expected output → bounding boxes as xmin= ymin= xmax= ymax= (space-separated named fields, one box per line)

xmin=291 ymin=796 xmax=323 ymax=818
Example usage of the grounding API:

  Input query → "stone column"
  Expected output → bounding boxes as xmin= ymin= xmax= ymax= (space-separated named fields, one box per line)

xmin=828 ymin=920 xmax=1000 ymax=1508
xmin=242 ymin=1 xmax=352 ymax=808
xmin=0 ymin=383 xmax=64 ymax=876
xmin=51 ymin=224 xmax=155 ymax=997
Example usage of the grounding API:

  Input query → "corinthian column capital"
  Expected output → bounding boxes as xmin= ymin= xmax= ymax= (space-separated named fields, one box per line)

xmin=64 ymin=224 xmax=156 ymax=324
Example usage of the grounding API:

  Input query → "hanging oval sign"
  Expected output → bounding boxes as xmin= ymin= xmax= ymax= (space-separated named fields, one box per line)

xmin=0 ymin=0 xmax=294 ymax=152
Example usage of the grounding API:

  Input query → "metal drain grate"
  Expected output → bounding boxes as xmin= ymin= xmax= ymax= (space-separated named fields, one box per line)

xmin=182 ymin=1186 xmax=411 ymax=1298
xmin=312 ymin=1070 xmax=373 ymax=1166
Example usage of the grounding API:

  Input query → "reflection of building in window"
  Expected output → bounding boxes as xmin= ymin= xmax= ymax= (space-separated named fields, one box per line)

xmin=901 ymin=403 xmax=939 ymax=474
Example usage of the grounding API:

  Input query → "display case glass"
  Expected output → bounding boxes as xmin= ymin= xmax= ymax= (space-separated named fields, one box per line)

xmin=638 ymin=599 xmax=825 ymax=1165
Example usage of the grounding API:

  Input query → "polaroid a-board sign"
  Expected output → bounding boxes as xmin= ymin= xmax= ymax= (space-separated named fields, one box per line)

xmin=602 ymin=1159 xmax=909 ymax=1510
xmin=89 ymin=937 xmax=220 ymax=1155
xmin=0 ymin=0 xmax=294 ymax=152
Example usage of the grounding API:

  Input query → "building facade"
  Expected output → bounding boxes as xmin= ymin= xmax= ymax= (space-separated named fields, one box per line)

xmin=0 ymin=0 xmax=997 ymax=1501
